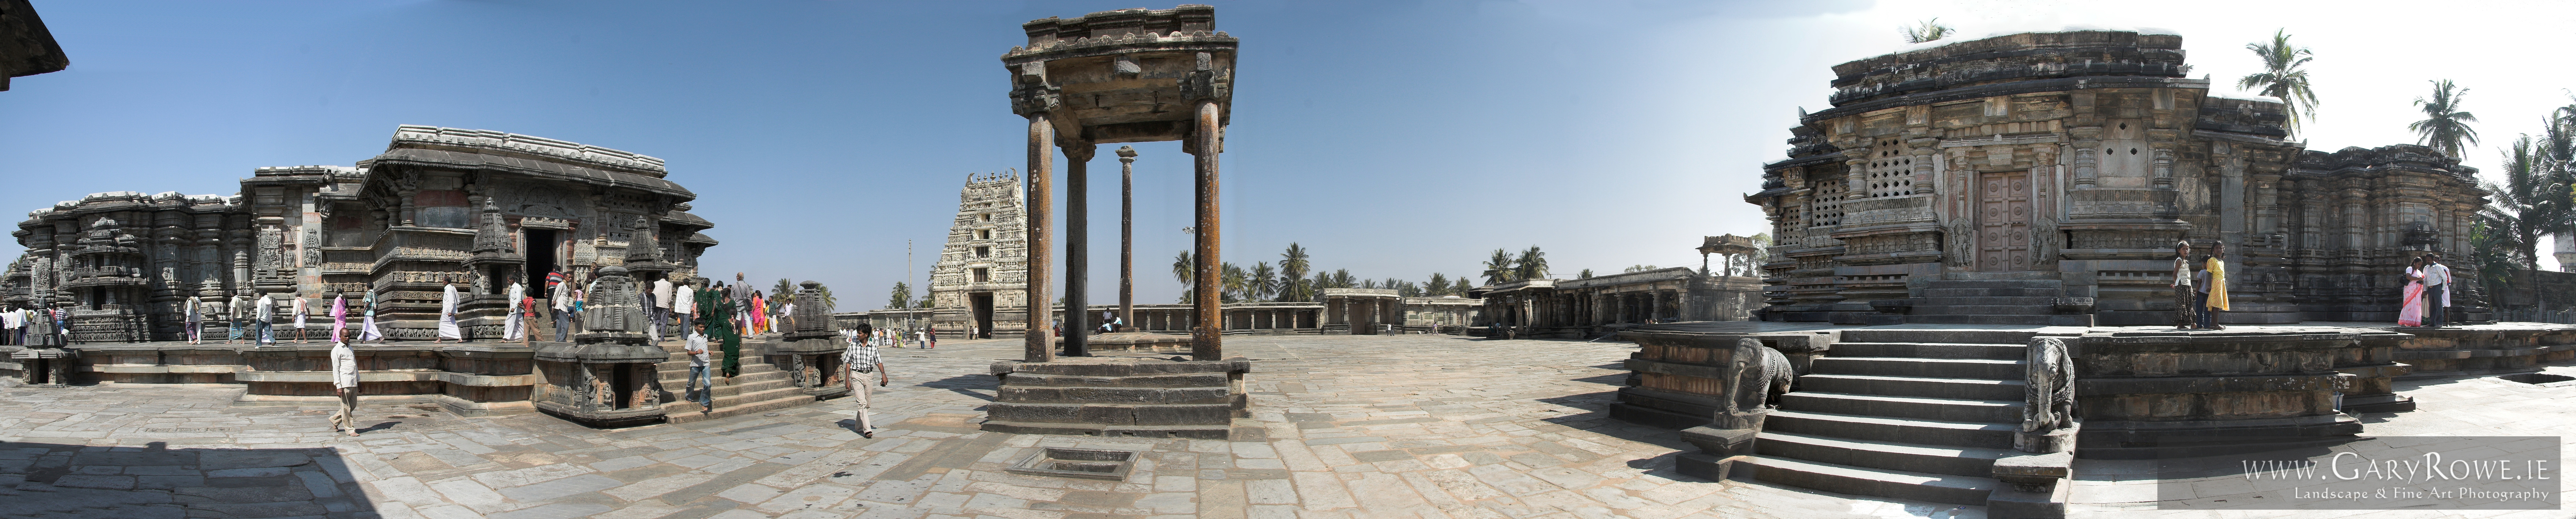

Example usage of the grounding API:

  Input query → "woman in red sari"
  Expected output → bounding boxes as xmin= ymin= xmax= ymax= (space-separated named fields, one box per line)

xmin=750 ymin=291 xmax=770 ymax=335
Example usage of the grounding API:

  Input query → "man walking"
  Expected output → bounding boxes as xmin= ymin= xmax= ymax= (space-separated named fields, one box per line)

xmin=842 ymin=325 xmax=885 ymax=438
xmin=551 ymin=273 xmax=574 ymax=341
xmin=255 ymin=292 xmax=277 ymax=346
xmin=329 ymin=338 xmax=361 ymax=436
xmin=2423 ymin=253 xmax=2452 ymax=328
xmin=685 ymin=321 xmax=714 ymax=412
xmin=653 ymin=275 xmax=675 ymax=340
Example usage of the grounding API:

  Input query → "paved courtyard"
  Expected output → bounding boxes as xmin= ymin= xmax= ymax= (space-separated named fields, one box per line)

xmin=0 ymin=334 xmax=2568 ymax=519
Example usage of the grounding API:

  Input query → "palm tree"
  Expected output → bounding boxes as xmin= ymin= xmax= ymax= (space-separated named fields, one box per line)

xmin=1330 ymin=269 xmax=1356 ymax=289
xmin=2472 ymin=215 xmax=2522 ymax=296
xmin=1426 ymin=273 xmax=1450 ymax=296
xmin=2485 ymin=135 xmax=2572 ymax=316
xmin=887 ymin=282 xmax=911 ymax=309
xmin=1220 ymin=263 xmax=1248 ymax=303
xmin=1514 ymin=246 xmax=1549 ymax=281
xmin=2237 ymin=29 xmax=2320 ymax=137
xmin=1901 ymin=18 xmax=1952 ymax=44
xmin=1249 ymin=262 xmax=1278 ymax=302
xmin=1578 ymin=268 xmax=1594 ymax=279
xmin=1172 ymin=250 xmax=1195 ymax=303
xmin=1278 ymin=243 xmax=1312 ymax=302
xmin=1481 ymin=248 xmax=1516 ymax=285
xmin=2409 ymin=80 xmax=2480 ymax=158
xmin=1310 ymin=272 xmax=1332 ymax=294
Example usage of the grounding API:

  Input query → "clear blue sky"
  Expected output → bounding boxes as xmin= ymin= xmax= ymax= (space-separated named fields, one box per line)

xmin=9 ymin=1 xmax=2569 ymax=311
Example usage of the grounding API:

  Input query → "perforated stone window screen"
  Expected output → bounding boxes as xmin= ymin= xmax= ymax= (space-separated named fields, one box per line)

xmin=1005 ymin=447 xmax=1138 ymax=481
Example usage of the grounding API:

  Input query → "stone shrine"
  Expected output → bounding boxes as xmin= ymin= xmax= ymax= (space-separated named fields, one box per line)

xmin=1746 ymin=30 xmax=2491 ymax=326
xmin=4 ymin=125 xmax=720 ymax=343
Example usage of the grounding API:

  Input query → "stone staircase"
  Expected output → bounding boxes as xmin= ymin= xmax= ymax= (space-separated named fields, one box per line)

xmin=653 ymin=336 xmax=817 ymax=424
xmin=1735 ymin=329 xmax=2044 ymax=506
xmin=1904 ymin=273 xmax=2091 ymax=326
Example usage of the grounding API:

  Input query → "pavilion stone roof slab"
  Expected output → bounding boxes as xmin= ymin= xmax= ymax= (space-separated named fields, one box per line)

xmin=1004 ymin=5 xmax=1236 ymax=144
xmin=367 ymin=148 xmax=693 ymax=200
xmin=1 ymin=0 xmax=68 ymax=91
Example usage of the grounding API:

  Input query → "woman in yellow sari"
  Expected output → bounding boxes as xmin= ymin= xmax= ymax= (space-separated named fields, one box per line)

xmin=2198 ymin=241 xmax=2228 ymax=330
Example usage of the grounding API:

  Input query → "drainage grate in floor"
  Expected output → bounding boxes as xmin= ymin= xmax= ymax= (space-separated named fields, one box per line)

xmin=2500 ymin=373 xmax=2575 ymax=385
xmin=1004 ymin=447 xmax=1139 ymax=481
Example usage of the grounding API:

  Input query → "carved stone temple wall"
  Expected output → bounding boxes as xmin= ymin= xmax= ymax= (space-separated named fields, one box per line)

xmin=4 ymin=125 xmax=720 ymax=343
xmin=1745 ymin=30 xmax=2490 ymax=325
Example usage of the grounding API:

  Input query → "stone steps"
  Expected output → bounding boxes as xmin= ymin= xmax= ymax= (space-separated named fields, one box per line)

xmin=1766 ymin=410 xmax=2016 ymax=449
xmin=1742 ymin=331 xmax=2035 ymax=507
xmin=1733 ymin=454 xmax=2000 ymax=506
xmin=1795 ymin=374 xmax=2024 ymax=401
xmin=1913 ymin=296 xmax=2059 ymax=306
xmin=1903 ymin=314 xmax=2092 ymax=326
xmin=1778 ymin=392 xmax=2023 ymax=423
xmin=1755 ymin=430 xmax=2012 ymax=478
xmin=1830 ymin=342 xmax=2027 ymax=360
xmin=1807 ymin=357 xmax=2023 ymax=379
xmin=1922 ymin=288 xmax=2060 ymax=298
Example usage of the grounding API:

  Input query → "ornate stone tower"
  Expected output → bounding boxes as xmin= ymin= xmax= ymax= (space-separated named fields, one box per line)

xmin=927 ymin=171 xmax=1029 ymax=339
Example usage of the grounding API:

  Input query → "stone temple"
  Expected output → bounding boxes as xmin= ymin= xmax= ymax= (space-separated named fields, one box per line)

xmin=5 ymin=125 xmax=719 ymax=343
xmin=1748 ymin=30 xmax=2490 ymax=326
xmin=926 ymin=171 xmax=1031 ymax=339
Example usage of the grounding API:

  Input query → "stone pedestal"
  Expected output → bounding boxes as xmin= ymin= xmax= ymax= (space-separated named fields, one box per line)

xmin=1076 ymin=332 xmax=1194 ymax=354
xmin=534 ymin=339 xmax=668 ymax=428
xmin=772 ymin=330 xmax=849 ymax=399
xmin=2072 ymin=329 xmax=2364 ymax=459
xmin=1608 ymin=331 xmax=1825 ymax=429
xmin=12 ymin=347 xmax=73 ymax=386
xmin=1674 ymin=422 xmax=1762 ymax=480
xmin=982 ymin=356 xmax=1250 ymax=439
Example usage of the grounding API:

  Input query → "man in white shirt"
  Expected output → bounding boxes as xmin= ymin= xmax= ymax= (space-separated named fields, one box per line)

xmin=842 ymin=326 xmax=886 ymax=438
xmin=685 ymin=321 xmax=714 ymax=411
xmin=330 ymin=339 xmax=361 ymax=436
xmin=673 ymin=282 xmax=696 ymax=334
xmin=255 ymin=294 xmax=277 ymax=346
xmin=291 ymin=294 xmax=310 ymax=343
xmin=2424 ymin=253 xmax=2453 ymax=328
xmin=552 ymin=277 xmax=574 ymax=341
xmin=653 ymin=277 xmax=675 ymax=339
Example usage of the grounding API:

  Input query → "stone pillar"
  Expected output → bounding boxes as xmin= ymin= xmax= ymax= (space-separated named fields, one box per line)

xmin=1064 ymin=143 xmax=1093 ymax=357
xmin=1189 ymin=100 xmax=1224 ymax=360
xmin=1023 ymin=114 xmax=1056 ymax=363
xmin=1118 ymin=146 xmax=1138 ymax=329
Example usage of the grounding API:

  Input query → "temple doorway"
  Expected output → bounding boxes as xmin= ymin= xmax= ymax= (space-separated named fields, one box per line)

xmin=1978 ymin=171 xmax=2032 ymax=272
xmin=523 ymin=228 xmax=559 ymax=298
xmin=970 ymin=292 xmax=994 ymax=339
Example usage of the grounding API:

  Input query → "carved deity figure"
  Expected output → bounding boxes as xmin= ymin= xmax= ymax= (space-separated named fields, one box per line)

xmin=2020 ymin=337 xmax=2077 ymax=446
xmin=583 ymin=266 xmax=646 ymax=333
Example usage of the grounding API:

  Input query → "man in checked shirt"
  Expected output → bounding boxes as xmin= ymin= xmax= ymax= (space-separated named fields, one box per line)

xmin=842 ymin=325 xmax=887 ymax=438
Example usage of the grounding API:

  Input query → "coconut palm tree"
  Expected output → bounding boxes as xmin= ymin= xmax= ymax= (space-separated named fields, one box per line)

xmin=2237 ymin=29 xmax=2320 ymax=137
xmin=1249 ymin=262 xmax=1277 ymax=302
xmin=1330 ymin=269 xmax=1356 ymax=289
xmin=2409 ymin=80 xmax=2480 ymax=158
xmin=1425 ymin=273 xmax=1450 ymax=296
xmin=1172 ymin=250 xmax=1194 ymax=303
xmin=1220 ymin=263 xmax=1248 ymax=303
xmin=2484 ymin=135 xmax=2572 ymax=316
xmin=1514 ymin=246 xmax=1549 ymax=281
xmin=887 ymin=282 xmax=911 ymax=310
xmin=1481 ymin=249 xmax=1515 ymax=285
xmin=1901 ymin=18 xmax=1952 ymax=44
xmin=1278 ymin=243 xmax=1312 ymax=302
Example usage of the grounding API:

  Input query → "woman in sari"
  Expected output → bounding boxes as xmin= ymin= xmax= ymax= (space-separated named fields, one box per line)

xmin=2399 ymin=256 xmax=2427 ymax=327
xmin=750 ymin=290 xmax=770 ymax=335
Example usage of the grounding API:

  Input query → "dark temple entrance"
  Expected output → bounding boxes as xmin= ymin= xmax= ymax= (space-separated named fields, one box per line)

xmin=971 ymin=292 xmax=994 ymax=339
xmin=523 ymin=228 xmax=559 ymax=298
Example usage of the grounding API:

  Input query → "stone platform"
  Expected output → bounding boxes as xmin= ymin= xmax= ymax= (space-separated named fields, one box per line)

xmin=982 ymin=354 xmax=1251 ymax=439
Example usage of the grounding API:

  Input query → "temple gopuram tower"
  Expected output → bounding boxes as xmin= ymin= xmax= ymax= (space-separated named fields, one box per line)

xmin=927 ymin=171 xmax=1029 ymax=339
xmin=1746 ymin=30 xmax=2490 ymax=325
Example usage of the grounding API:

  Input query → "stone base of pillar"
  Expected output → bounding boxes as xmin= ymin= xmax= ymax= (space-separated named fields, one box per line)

xmin=1074 ymin=332 xmax=1195 ymax=354
xmin=983 ymin=356 xmax=1251 ymax=440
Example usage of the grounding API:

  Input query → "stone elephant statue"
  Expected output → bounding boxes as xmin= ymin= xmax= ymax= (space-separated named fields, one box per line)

xmin=1728 ymin=338 xmax=1795 ymax=413
xmin=2020 ymin=336 xmax=2077 ymax=452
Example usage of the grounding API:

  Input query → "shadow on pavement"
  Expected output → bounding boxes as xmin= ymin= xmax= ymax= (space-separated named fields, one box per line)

xmin=0 ymin=440 xmax=375 ymax=519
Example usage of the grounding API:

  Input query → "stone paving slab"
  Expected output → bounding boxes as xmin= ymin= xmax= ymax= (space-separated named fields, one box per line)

xmin=0 ymin=334 xmax=2566 ymax=518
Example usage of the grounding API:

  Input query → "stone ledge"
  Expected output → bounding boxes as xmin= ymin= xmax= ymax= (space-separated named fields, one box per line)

xmin=978 ymin=419 xmax=1233 ymax=440
xmin=2075 ymin=372 xmax=2354 ymax=394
